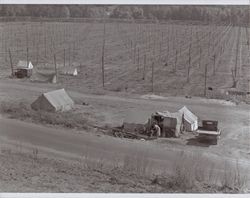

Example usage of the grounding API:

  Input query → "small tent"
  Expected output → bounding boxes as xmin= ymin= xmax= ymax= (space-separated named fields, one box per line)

xmin=178 ymin=106 xmax=198 ymax=132
xmin=15 ymin=61 xmax=33 ymax=78
xmin=60 ymin=68 xmax=78 ymax=76
xmin=17 ymin=60 xmax=33 ymax=69
xmin=31 ymin=89 xmax=74 ymax=112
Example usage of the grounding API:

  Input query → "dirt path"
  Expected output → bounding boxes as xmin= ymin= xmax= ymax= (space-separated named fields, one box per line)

xmin=1 ymin=79 xmax=250 ymax=181
xmin=1 ymin=117 xmax=250 ymax=184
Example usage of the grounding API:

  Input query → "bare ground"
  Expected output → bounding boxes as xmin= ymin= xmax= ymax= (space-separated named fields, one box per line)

xmin=0 ymin=78 xmax=250 ymax=192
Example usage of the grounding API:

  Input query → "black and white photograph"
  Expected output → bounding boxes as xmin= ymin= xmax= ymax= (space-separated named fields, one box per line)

xmin=0 ymin=1 xmax=249 ymax=195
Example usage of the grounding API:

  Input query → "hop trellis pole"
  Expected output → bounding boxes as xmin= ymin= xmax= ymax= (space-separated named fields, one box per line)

xmin=151 ymin=61 xmax=154 ymax=93
xmin=8 ymin=49 xmax=14 ymax=76
xmin=204 ymin=64 xmax=208 ymax=97
xmin=101 ymin=19 xmax=106 ymax=88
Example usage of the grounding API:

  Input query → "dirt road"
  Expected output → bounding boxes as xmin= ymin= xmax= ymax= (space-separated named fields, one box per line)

xmin=1 ymin=79 xmax=250 ymax=187
xmin=1 ymin=117 xmax=250 ymax=181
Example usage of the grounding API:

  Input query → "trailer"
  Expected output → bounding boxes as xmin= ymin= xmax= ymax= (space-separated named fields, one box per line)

xmin=196 ymin=120 xmax=221 ymax=145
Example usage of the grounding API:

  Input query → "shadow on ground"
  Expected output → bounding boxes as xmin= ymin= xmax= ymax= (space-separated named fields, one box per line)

xmin=186 ymin=137 xmax=212 ymax=147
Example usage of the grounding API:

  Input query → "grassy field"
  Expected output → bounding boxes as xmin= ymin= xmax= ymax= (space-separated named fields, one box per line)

xmin=0 ymin=20 xmax=249 ymax=101
xmin=0 ymin=138 xmax=248 ymax=193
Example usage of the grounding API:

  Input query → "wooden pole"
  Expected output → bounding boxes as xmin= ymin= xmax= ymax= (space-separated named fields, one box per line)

xmin=69 ymin=46 xmax=71 ymax=67
xmin=73 ymin=42 xmax=76 ymax=63
xmin=134 ymin=44 xmax=136 ymax=64
xmin=54 ymin=54 xmax=57 ymax=80
xmin=101 ymin=20 xmax=106 ymax=88
xmin=9 ymin=49 xmax=14 ymax=76
xmin=167 ymin=36 xmax=169 ymax=64
xmin=151 ymin=61 xmax=154 ymax=93
xmin=234 ymin=27 xmax=241 ymax=78
xmin=26 ymin=47 xmax=29 ymax=67
xmin=63 ymin=48 xmax=66 ymax=67
xmin=174 ymin=49 xmax=177 ymax=72
xmin=204 ymin=64 xmax=208 ymax=97
xmin=159 ymin=42 xmax=162 ymax=60
xmin=36 ymin=44 xmax=39 ymax=65
xmin=44 ymin=29 xmax=47 ymax=58
xmin=187 ymin=44 xmax=191 ymax=83
xmin=213 ymin=54 xmax=216 ymax=75
xmin=137 ymin=48 xmax=140 ymax=70
xmin=199 ymin=46 xmax=202 ymax=68
xmin=143 ymin=54 xmax=146 ymax=80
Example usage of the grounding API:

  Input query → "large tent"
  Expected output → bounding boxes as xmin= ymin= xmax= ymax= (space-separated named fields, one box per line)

xmin=31 ymin=89 xmax=74 ymax=112
xmin=155 ymin=111 xmax=182 ymax=137
xmin=178 ymin=106 xmax=198 ymax=132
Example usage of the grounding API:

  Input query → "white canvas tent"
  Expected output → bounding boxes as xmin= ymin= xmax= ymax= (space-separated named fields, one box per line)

xmin=31 ymin=89 xmax=74 ymax=112
xmin=154 ymin=111 xmax=182 ymax=137
xmin=178 ymin=106 xmax=198 ymax=132
xmin=16 ymin=61 xmax=33 ymax=69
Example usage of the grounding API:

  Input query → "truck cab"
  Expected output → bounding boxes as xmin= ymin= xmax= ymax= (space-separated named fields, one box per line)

xmin=196 ymin=120 xmax=221 ymax=145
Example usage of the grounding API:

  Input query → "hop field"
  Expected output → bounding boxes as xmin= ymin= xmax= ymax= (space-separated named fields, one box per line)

xmin=0 ymin=20 xmax=249 ymax=100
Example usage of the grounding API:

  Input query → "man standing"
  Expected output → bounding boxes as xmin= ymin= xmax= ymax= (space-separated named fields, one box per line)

xmin=150 ymin=124 xmax=161 ymax=138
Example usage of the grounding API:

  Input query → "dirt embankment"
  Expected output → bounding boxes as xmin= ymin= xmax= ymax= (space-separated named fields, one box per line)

xmin=0 ymin=141 xmax=241 ymax=193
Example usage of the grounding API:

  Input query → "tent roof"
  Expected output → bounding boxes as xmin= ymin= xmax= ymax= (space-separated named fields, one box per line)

xmin=17 ymin=61 xmax=33 ymax=69
xmin=178 ymin=106 xmax=197 ymax=123
xmin=43 ymin=89 xmax=74 ymax=109
xmin=155 ymin=111 xmax=182 ymax=120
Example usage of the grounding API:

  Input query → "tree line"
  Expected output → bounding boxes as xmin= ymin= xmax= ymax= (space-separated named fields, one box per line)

xmin=0 ymin=5 xmax=249 ymax=26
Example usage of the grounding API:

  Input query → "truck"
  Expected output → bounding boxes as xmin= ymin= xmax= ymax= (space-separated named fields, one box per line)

xmin=196 ymin=120 xmax=221 ymax=145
